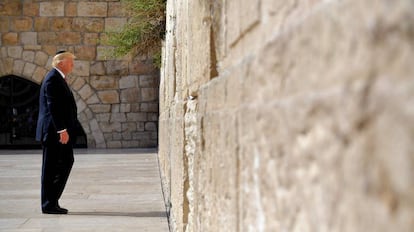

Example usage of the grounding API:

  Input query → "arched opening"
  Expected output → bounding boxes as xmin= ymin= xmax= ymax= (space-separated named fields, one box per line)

xmin=0 ymin=75 xmax=87 ymax=149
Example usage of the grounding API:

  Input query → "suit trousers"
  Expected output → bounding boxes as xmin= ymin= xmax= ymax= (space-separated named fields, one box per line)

xmin=41 ymin=138 xmax=74 ymax=210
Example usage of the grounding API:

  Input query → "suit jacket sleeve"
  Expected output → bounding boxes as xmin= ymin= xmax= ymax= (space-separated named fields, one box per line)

xmin=44 ymin=76 xmax=66 ymax=132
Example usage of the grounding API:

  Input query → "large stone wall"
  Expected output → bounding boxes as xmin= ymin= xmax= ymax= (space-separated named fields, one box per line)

xmin=0 ymin=0 xmax=159 ymax=148
xmin=159 ymin=0 xmax=414 ymax=231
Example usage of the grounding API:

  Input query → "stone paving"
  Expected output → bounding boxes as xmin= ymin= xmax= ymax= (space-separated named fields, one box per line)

xmin=0 ymin=149 xmax=169 ymax=232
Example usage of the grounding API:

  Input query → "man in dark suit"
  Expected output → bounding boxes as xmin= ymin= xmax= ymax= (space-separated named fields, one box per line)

xmin=36 ymin=51 xmax=78 ymax=214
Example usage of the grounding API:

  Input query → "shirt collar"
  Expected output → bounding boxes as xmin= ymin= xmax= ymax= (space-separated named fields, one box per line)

xmin=54 ymin=67 xmax=65 ymax=79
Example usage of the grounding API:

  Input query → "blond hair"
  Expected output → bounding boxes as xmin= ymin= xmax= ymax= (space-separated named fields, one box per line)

xmin=52 ymin=52 xmax=76 ymax=68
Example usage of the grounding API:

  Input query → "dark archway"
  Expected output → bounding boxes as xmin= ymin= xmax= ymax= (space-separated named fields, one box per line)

xmin=0 ymin=75 xmax=87 ymax=149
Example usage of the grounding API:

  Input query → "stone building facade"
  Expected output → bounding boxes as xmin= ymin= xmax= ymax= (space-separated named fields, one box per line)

xmin=0 ymin=0 xmax=159 ymax=148
xmin=159 ymin=0 xmax=414 ymax=231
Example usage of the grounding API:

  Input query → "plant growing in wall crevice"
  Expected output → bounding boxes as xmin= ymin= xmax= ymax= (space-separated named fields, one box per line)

xmin=105 ymin=0 xmax=166 ymax=67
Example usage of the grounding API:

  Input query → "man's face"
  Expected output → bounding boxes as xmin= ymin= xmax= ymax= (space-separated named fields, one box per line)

xmin=61 ymin=58 xmax=74 ymax=74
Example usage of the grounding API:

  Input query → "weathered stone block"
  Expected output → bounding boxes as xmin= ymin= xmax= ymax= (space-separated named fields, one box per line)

xmin=108 ymin=2 xmax=128 ymax=17
xmin=72 ymin=60 xmax=90 ymax=76
xmin=96 ymin=113 xmax=110 ymax=122
xmin=141 ymin=88 xmax=158 ymax=102
xmin=105 ymin=18 xmax=127 ymax=32
xmin=140 ymin=103 xmax=159 ymax=112
xmin=41 ymin=45 xmax=57 ymax=56
xmin=129 ymin=60 xmax=156 ymax=75
xmin=56 ymin=32 xmax=81 ymax=45
xmin=96 ymin=46 xmax=114 ymax=60
xmin=0 ymin=1 xmax=22 ymax=16
xmin=0 ymin=17 xmax=9 ymax=32
xmin=139 ymin=139 xmax=157 ymax=147
xmin=137 ymin=122 xmax=145 ymax=131
xmin=165 ymin=0 xmax=414 ymax=231
xmin=111 ymin=104 xmax=120 ymax=113
xmin=145 ymin=122 xmax=157 ymax=131
xmin=23 ymin=45 xmax=41 ymax=51
xmin=149 ymin=131 xmax=158 ymax=140
xmin=100 ymin=121 xmax=122 ymax=133
xmin=113 ymin=132 xmax=122 ymax=140
xmin=86 ymin=94 xmax=100 ymax=104
xmin=2 ymin=33 xmax=18 ymax=45
xmin=34 ymin=17 xmax=49 ymax=32
xmin=90 ymin=76 xmax=117 ymax=90
xmin=22 ymin=50 xmax=35 ymax=62
xmin=65 ymin=2 xmax=77 ymax=17
xmin=105 ymin=60 xmax=129 ymax=75
xmin=12 ymin=60 xmax=24 ymax=75
xmin=74 ymin=46 xmax=96 ymax=60
xmin=11 ymin=17 xmax=32 ymax=31
xmin=121 ymin=122 xmax=136 ymax=132
xmin=122 ymin=140 xmax=140 ymax=148
xmin=120 ymin=75 xmax=137 ymax=89
xmin=34 ymin=51 xmax=49 ymax=66
xmin=76 ymin=99 xmax=86 ymax=113
xmin=0 ymin=47 xmax=7 ymax=58
xmin=72 ymin=18 xmax=104 ymax=33
xmin=90 ymin=104 xmax=111 ymax=113
xmin=132 ymin=131 xmax=151 ymax=140
xmin=8 ymin=46 xmax=22 ymax=59
xmin=78 ymin=84 xmax=94 ymax=100
xmin=240 ymin=0 xmax=260 ymax=34
xmin=83 ymin=33 xmax=99 ymax=45
xmin=50 ymin=18 xmax=72 ymax=31
xmin=126 ymin=112 xmax=147 ymax=122
xmin=121 ymin=88 xmax=140 ymax=103
xmin=130 ymin=103 xmax=140 ymax=112
xmin=103 ymin=133 xmax=112 ymax=141
xmin=20 ymin=32 xmax=37 ymax=45
xmin=98 ymin=33 xmax=110 ymax=46
xmin=203 ymin=75 xmax=225 ymax=113
xmin=98 ymin=90 xmax=119 ymax=104
xmin=79 ymin=112 xmax=92 ymax=129
xmin=120 ymin=104 xmax=131 ymax=113
xmin=221 ymin=72 xmax=241 ymax=110
xmin=226 ymin=0 xmax=241 ymax=46
xmin=139 ymin=75 xmax=158 ymax=87
xmin=77 ymin=2 xmax=107 ymax=17
xmin=107 ymin=140 xmax=122 ymax=148
xmin=22 ymin=62 xmax=36 ymax=78
xmin=89 ymin=119 xmax=100 ymax=132
xmin=40 ymin=2 xmax=64 ymax=17
xmin=38 ymin=32 xmax=58 ymax=44
xmin=147 ymin=113 xmax=158 ymax=121
xmin=23 ymin=2 xmax=39 ymax=17
xmin=0 ymin=58 xmax=13 ymax=76
xmin=110 ymin=113 xmax=127 ymax=122
xmin=121 ymin=131 xmax=132 ymax=140
xmin=33 ymin=66 xmax=47 ymax=83
xmin=90 ymin=62 xmax=106 ymax=75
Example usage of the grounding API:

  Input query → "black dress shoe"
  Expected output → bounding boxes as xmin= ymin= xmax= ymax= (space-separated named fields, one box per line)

xmin=42 ymin=207 xmax=68 ymax=214
xmin=57 ymin=206 xmax=68 ymax=214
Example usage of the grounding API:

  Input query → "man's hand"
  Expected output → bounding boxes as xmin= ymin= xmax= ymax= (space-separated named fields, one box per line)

xmin=59 ymin=130 xmax=69 ymax=144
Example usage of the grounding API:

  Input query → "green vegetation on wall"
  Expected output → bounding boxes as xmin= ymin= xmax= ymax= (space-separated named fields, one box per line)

xmin=106 ymin=0 xmax=166 ymax=67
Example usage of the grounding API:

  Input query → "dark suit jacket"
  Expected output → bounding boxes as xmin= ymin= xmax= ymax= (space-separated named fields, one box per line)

xmin=36 ymin=68 xmax=78 ymax=143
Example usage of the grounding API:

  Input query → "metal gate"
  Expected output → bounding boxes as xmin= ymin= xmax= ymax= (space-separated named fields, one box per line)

xmin=0 ymin=75 xmax=87 ymax=149
xmin=0 ymin=75 xmax=40 ymax=148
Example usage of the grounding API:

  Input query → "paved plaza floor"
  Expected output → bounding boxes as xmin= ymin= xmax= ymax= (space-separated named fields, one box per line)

xmin=0 ymin=148 xmax=169 ymax=232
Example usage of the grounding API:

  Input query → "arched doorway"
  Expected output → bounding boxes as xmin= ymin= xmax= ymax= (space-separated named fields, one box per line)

xmin=0 ymin=75 xmax=87 ymax=148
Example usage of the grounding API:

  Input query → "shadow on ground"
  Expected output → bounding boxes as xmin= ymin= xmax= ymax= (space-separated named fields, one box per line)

xmin=68 ymin=211 xmax=167 ymax=218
